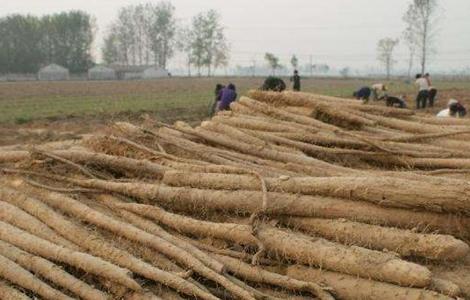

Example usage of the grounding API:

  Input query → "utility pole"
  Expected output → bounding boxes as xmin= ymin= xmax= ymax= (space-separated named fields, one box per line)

xmin=252 ymin=59 xmax=256 ymax=77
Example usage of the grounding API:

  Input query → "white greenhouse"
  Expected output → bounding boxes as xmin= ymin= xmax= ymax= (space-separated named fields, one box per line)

xmin=38 ymin=64 xmax=69 ymax=81
xmin=142 ymin=67 xmax=169 ymax=79
xmin=88 ymin=66 xmax=117 ymax=80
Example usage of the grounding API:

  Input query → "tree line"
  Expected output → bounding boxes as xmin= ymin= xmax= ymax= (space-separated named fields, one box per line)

xmin=0 ymin=11 xmax=95 ymax=74
xmin=0 ymin=1 xmax=229 ymax=76
xmin=102 ymin=2 xmax=228 ymax=76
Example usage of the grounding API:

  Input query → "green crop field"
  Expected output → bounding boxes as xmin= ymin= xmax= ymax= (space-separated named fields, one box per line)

xmin=1 ymin=77 xmax=470 ymax=125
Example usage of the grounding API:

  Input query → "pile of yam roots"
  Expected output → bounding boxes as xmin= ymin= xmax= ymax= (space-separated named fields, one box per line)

xmin=2 ymin=90 xmax=470 ymax=300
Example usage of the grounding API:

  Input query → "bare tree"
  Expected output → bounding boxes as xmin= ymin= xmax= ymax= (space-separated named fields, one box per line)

xmin=265 ymin=52 xmax=281 ymax=75
xmin=403 ymin=24 xmax=416 ymax=78
xmin=403 ymin=0 xmax=439 ymax=74
xmin=377 ymin=38 xmax=399 ymax=80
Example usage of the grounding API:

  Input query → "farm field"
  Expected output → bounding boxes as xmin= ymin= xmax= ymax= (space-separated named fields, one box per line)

xmin=1 ymin=77 xmax=470 ymax=146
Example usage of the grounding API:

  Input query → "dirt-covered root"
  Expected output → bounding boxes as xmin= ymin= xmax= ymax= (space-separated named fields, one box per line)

xmin=286 ymin=265 xmax=452 ymax=300
xmin=173 ymin=121 xmax=351 ymax=176
xmin=0 ymin=187 xmax=217 ymax=300
xmin=247 ymin=90 xmax=375 ymax=129
xmin=48 ymin=177 xmax=470 ymax=239
xmin=430 ymin=277 xmax=461 ymax=297
xmin=280 ymin=217 xmax=469 ymax=261
xmin=236 ymin=97 xmax=339 ymax=131
xmin=0 ymin=220 xmax=141 ymax=291
xmin=212 ymin=113 xmax=307 ymax=133
xmin=0 ymin=240 xmax=108 ymax=300
xmin=256 ymin=225 xmax=431 ymax=287
xmin=214 ymin=254 xmax=335 ymax=300
xmin=162 ymin=172 xmax=470 ymax=214
xmin=0 ymin=200 xmax=77 ymax=249
xmin=112 ymin=202 xmax=257 ymax=245
xmin=101 ymin=197 xmax=227 ymax=276
xmin=114 ymin=202 xmax=430 ymax=288
xmin=0 ymin=150 xmax=29 ymax=163
xmin=30 ymin=190 xmax=255 ymax=300
xmin=0 ymin=279 xmax=31 ymax=300
xmin=0 ymin=253 xmax=74 ymax=300
xmin=381 ymin=130 xmax=470 ymax=143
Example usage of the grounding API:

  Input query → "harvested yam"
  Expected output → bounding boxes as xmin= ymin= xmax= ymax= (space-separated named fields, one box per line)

xmin=0 ymin=240 xmax=108 ymax=300
xmin=248 ymin=90 xmax=375 ymax=128
xmin=0 ymin=150 xmax=29 ymax=163
xmin=238 ymin=96 xmax=339 ymax=131
xmin=0 ymin=187 xmax=216 ymax=300
xmin=256 ymin=225 xmax=431 ymax=287
xmin=280 ymin=217 xmax=469 ymax=261
xmin=286 ymin=265 xmax=452 ymax=300
xmin=0 ymin=253 xmax=74 ymax=300
xmin=0 ymin=279 xmax=30 ymax=300
xmin=162 ymin=172 xmax=470 ymax=214
xmin=214 ymin=254 xmax=335 ymax=300
xmin=46 ymin=176 xmax=470 ymax=238
xmin=0 ymin=200 xmax=77 ymax=249
xmin=30 ymin=189 xmax=256 ymax=300
xmin=174 ymin=122 xmax=352 ymax=176
xmin=0 ymin=220 xmax=141 ymax=291
xmin=115 ymin=202 xmax=431 ymax=287
xmin=429 ymin=277 xmax=461 ymax=297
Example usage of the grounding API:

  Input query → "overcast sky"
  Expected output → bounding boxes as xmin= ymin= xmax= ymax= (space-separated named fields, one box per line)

xmin=1 ymin=0 xmax=469 ymax=73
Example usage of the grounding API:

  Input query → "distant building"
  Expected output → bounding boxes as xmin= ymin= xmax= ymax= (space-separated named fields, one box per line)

xmin=142 ymin=67 xmax=169 ymax=79
xmin=88 ymin=65 xmax=117 ymax=81
xmin=38 ymin=64 xmax=69 ymax=81
xmin=110 ymin=65 xmax=147 ymax=80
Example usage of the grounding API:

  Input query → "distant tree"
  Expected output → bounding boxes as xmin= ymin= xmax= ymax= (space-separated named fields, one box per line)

xmin=102 ymin=2 xmax=176 ymax=68
xmin=176 ymin=26 xmax=194 ymax=76
xmin=312 ymin=64 xmax=330 ymax=74
xmin=377 ymin=38 xmax=399 ymax=79
xmin=403 ymin=0 xmax=439 ymax=74
xmin=339 ymin=67 xmax=350 ymax=78
xmin=188 ymin=10 xmax=229 ymax=76
xmin=148 ymin=2 xmax=176 ymax=69
xmin=290 ymin=54 xmax=299 ymax=70
xmin=0 ymin=11 xmax=95 ymax=74
xmin=265 ymin=53 xmax=281 ymax=75
xmin=403 ymin=22 xmax=416 ymax=79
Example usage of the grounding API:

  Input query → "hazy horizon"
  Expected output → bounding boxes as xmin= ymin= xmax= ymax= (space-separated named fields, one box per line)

xmin=1 ymin=0 xmax=469 ymax=74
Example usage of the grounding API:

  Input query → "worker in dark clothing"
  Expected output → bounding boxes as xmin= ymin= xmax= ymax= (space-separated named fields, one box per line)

xmin=210 ymin=84 xmax=224 ymax=116
xmin=290 ymin=70 xmax=301 ymax=91
xmin=217 ymin=83 xmax=237 ymax=111
xmin=381 ymin=94 xmax=407 ymax=108
xmin=428 ymin=87 xmax=438 ymax=107
xmin=353 ymin=87 xmax=372 ymax=103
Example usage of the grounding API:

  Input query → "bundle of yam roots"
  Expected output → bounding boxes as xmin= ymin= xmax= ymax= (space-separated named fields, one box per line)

xmin=2 ymin=90 xmax=470 ymax=300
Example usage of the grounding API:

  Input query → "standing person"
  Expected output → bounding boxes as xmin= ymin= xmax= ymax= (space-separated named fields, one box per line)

xmin=217 ymin=83 xmax=237 ymax=111
xmin=415 ymin=74 xmax=430 ymax=109
xmin=425 ymin=73 xmax=437 ymax=107
xmin=372 ymin=83 xmax=387 ymax=101
xmin=210 ymin=84 xmax=224 ymax=116
xmin=353 ymin=86 xmax=372 ymax=103
xmin=290 ymin=70 xmax=301 ymax=91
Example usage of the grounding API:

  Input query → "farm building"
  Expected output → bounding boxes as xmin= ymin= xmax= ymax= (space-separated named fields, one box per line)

xmin=88 ymin=66 xmax=117 ymax=80
xmin=37 ymin=64 xmax=69 ymax=81
xmin=110 ymin=65 xmax=146 ymax=80
xmin=143 ymin=67 xmax=169 ymax=79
